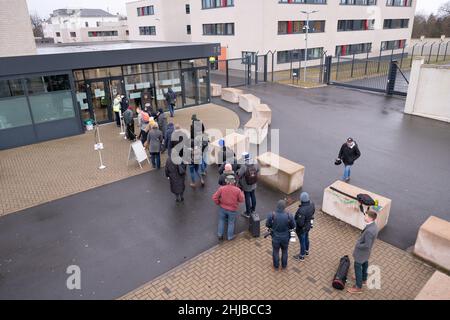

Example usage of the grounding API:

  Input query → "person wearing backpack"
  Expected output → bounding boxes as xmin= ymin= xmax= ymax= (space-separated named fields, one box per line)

xmin=266 ymin=200 xmax=296 ymax=270
xmin=136 ymin=106 xmax=150 ymax=145
xmin=165 ymin=153 xmax=187 ymax=203
xmin=293 ymin=192 xmax=315 ymax=262
xmin=123 ymin=106 xmax=135 ymax=141
xmin=237 ymin=152 xmax=260 ymax=218
xmin=337 ymin=137 xmax=361 ymax=182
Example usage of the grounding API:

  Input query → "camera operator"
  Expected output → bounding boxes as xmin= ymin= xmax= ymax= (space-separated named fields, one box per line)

xmin=265 ymin=200 xmax=295 ymax=270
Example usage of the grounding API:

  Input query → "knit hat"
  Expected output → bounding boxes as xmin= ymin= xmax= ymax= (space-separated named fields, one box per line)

xmin=300 ymin=192 xmax=310 ymax=203
xmin=224 ymin=163 xmax=232 ymax=171
xmin=219 ymin=139 xmax=225 ymax=147
xmin=191 ymin=114 xmax=198 ymax=121
xmin=242 ymin=152 xmax=251 ymax=162
xmin=276 ymin=200 xmax=286 ymax=212
xmin=347 ymin=137 xmax=354 ymax=143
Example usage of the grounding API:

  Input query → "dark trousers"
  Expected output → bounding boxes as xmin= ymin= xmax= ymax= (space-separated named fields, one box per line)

xmin=244 ymin=190 xmax=256 ymax=213
xmin=150 ymin=152 xmax=161 ymax=169
xmin=354 ymin=261 xmax=369 ymax=289
xmin=297 ymin=231 xmax=310 ymax=257
xmin=139 ymin=130 xmax=148 ymax=145
xmin=114 ymin=112 xmax=120 ymax=126
xmin=272 ymin=237 xmax=289 ymax=269
xmin=126 ymin=123 xmax=135 ymax=140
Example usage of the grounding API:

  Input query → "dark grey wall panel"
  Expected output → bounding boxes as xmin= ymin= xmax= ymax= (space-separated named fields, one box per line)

xmin=34 ymin=117 xmax=83 ymax=142
xmin=0 ymin=43 xmax=220 ymax=77
xmin=0 ymin=126 xmax=37 ymax=150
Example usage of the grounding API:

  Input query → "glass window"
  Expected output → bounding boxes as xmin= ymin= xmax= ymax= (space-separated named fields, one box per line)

xmin=154 ymin=61 xmax=180 ymax=72
xmin=0 ymin=79 xmax=24 ymax=98
xmin=75 ymin=81 xmax=90 ymax=122
xmin=124 ymin=73 xmax=154 ymax=109
xmin=0 ymin=97 xmax=32 ymax=130
xmin=154 ymin=70 xmax=182 ymax=110
xmin=122 ymin=64 xmax=153 ymax=75
xmin=29 ymin=91 xmax=75 ymax=124
xmin=26 ymin=75 xmax=71 ymax=95
xmin=181 ymin=59 xmax=207 ymax=68
xmin=73 ymin=70 xmax=84 ymax=81
xmin=83 ymin=67 xmax=122 ymax=79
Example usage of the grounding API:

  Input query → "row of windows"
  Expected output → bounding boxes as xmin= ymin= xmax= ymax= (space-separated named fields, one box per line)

xmin=137 ymin=5 xmax=154 ymax=16
xmin=386 ymin=0 xmax=412 ymax=6
xmin=338 ymin=19 xmax=375 ymax=31
xmin=202 ymin=0 xmax=234 ymax=9
xmin=280 ymin=0 xmax=412 ymax=5
xmin=203 ymin=23 xmax=234 ymax=35
xmin=278 ymin=21 xmax=325 ymax=34
xmin=139 ymin=26 xmax=156 ymax=36
xmin=88 ymin=31 xmax=118 ymax=37
xmin=279 ymin=0 xmax=327 ymax=4
xmin=277 ymin=47 xmax=324 ymax=64
xmin=335 ymin=39 xmax=406 ymax=56
xmin=381 ymin=39 xmax=406 ymax=50
xmin=383 ymin=19 xmax=409 ymax=29
xmin=339 ymin=0 xmax=376 ymax=4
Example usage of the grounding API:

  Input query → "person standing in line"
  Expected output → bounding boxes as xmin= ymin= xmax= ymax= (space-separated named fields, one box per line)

xmin=190 ymin=114 xmax=207 ymax=176
xmin=136 ymin=106 xmax=150 ymax=145
xmin=337 ymin=137 xmax=361 ymax=182
xmin=155 ymin=108 xmax=168 ymax=141
xmin=145 ymin=124 xmax=163 ymax=169
xmin=266 ymin=200 xmax=296 ymax=270
xmin=348 ymin=211 xmax=379 ymax=294
xmin=165 ymin=154 xmax=187 ymax=203
xmin=237 ymin=152 xmax=260 ymax=217
xmin=189 ymin=145 xmax=204 ymax=188
xmin=165 ymin=87 xmax=177 ymax=117
xmin=212 ymin=175 xmax=244 ymax=241
xmin=120 ymin=95 xmax=129 ymax=114
xmin=293 ymin=192 xmax=315 ymax=262
xmin=218 ymin=163 xmax=236 ymax=186
xmin=112 ymin=94 xmax=122 ymax=127
xmin=122 ymin=106 xmax=135 ymax=141
xmin=165 ymin=122 xmax=175 ymax=156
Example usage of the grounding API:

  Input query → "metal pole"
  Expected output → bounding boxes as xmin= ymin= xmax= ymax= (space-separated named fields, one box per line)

xmin=351 ymin=53 xmax=355 ymax=78
xmin=364 ymin=50 xmax=369 ymax=75
xmin=336 ymin=55 xmax=340 ymax=81
xmin=400 ymin=45 xmax=405 ymax=68
xmin=437 ymin=42 xmax=442 ymax=62
xmin=444 ymin=42 xmax=449 ymax=61
xmin=377 ymin=50 xmax=382 ymax=73
xmin=304 ymin=14 xmax=309 ymax=82
xmin=226 ymin=60 xmax=229 ymax=87
xmin=420 ymin=42 xmax=427 ymax=56
xmin=428 ymin=42 xmax=435 ymax=64
xmin=410 ymin=44 xmax=417 ymax=67
xmin=272 ymin=51 xmax=275 ymax=82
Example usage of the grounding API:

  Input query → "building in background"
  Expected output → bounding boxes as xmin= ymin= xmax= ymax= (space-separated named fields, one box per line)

xmin=43 ymin=9 xmax=129 ymax=43
xmin=126 ymin=0 xmax=416 ymax=70
xmin=0 ymin=0 xmax=36 ymax=57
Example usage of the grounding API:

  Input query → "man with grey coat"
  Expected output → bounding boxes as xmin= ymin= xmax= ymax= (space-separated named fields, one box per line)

xmin=348 ymin=211 xmax=379 ymax=294
xmin=237 ymin=152 xmax=260 ymax=217
xmin=144 ymin=124 xmax=163 ymax=169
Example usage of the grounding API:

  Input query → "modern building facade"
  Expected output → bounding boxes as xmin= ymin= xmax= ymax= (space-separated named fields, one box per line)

xmin=0 ymin=0 xmax=36 ymax=57
xmin=127 ymin=0 xmax=416 ymax=70
xmin=43 ymin=9 xmax=129 ymax=44
xmin=0 ymin=41 xmax=219 ymax=149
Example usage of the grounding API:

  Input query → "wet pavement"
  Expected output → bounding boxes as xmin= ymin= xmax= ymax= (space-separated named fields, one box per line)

xmin=0 ymin=168 xmax=282 ymax=300
xmin=214 ymin=83 xmax=450 ymax=250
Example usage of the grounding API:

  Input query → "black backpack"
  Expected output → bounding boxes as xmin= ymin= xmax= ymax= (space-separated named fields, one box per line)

xmin=244 ymin=164 xmax=258 ymax=185
xmin=357 ymin=193 xmax=376 ymax=214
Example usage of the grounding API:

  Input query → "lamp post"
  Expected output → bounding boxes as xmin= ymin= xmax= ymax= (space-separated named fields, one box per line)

xmin=301 ymin=10 xmax=318 ymax=82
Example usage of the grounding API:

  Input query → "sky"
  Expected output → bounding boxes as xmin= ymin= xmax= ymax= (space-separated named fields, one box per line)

xmin=26 ymin=0 xmax=449 ymax=18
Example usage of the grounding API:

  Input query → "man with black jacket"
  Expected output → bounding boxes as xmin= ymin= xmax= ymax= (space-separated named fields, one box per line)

xmin=293 ymin=192 xmax=315 ymax=262
xmin=337 ymin=137 xmax=361 ymax=182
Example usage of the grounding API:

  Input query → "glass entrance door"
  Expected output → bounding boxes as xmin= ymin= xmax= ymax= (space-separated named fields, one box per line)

xmin=87 ymin=80 xmax=111 ymax=123
xmin=182 ymin=69 xmax=197 ymax=107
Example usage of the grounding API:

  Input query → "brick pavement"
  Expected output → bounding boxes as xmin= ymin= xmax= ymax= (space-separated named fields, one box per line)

xmin=0 ymin=104 xmax=239 ymax=217
xmin=121 ymin=203 xmax=435 ymax=300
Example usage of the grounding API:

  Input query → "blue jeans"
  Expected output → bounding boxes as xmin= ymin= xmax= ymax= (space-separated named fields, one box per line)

xmin=343 ymin=165 xmax=352 ymax=180
xmin=150 ymin=152 xmax=161 ymax=169
xmin=218 ymin=208 xmax=237 ymax=240
xmin=200 ymin=153 xmax=207 ymax=174
xmin=354 ymin=261 xmax=369 ymax=289
xmin=272 ymin=237 xmax=289 ymax=269
xmin=189 ymin=164 xmax=201 ymax=183
xmin=244 ymin=190 xmax=256 ymax=213
xmin=298 ymin=232 xmax=310 ymax=257
xmin=168 ymin=103 xmax=175 ymax=117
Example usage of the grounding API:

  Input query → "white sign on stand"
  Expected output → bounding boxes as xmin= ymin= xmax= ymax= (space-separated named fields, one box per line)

xmin=128 ymin=141 xmax=150 ymax=169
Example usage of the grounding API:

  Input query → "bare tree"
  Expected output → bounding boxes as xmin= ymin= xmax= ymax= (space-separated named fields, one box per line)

xmin=439 ymin=1 xmax=450 ymax=16
xmin=30 ymin=13 xmax=44 ymax=38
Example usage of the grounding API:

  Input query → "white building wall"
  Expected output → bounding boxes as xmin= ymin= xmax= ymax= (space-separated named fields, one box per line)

xmin=0 ymin=0 xmax=36 ymax=57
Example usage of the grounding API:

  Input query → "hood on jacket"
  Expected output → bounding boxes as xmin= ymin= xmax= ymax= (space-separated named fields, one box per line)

xmin=276 ymin=200 xmax=286 ymax=212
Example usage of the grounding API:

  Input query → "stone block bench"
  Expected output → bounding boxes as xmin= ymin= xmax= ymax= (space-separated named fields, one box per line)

xmin=239 ymin=94 xmax=261 ymax=113
xmin=322 ymin=181 xmax=391 ymax=231
xmin=257 ymin=152 xmax=305 ymax=195
xmin=211 ymin=83 xmax=222 ymax=97
xmin=221 ymin=88 xmax=243 ymax=103
xmin=415 ymin=271 xmax=450 ymax=300
xmin=211 ymin=132 xmax=249 ymax=165
xmin=252 ymin=104 xmax=272 ymax=126
xmin=414 ymin=216 xmax=450 ymax=271
xmin=244 ymin=117 xmax=268 ymax=145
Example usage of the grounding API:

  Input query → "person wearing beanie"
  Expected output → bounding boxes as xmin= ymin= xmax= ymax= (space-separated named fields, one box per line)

xmin=337 ymin=137 xmax=361 ymax=182
xmin=293 ymin=192 xmax=315 ymax=262
xmin=144 ymin=123 xmax=163 ymax=169
xmin=237 ymin=152 xmax=260 ymax=218
xmin=218 ymin=163 xmax=236 ymax=186
xmin=212 ymin=175 xmax=244 ymax=241
xmin=266 ymin=200 xmax=295 ymax=270
xmin=156 ymin=108 xmax=168 ymax=140
xmin=122 ymin=105 xmax=135 ymax=141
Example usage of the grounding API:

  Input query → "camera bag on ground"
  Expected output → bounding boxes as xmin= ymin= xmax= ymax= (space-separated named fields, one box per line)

xmin=332 ymin=255 xmax=351 ymax=290
xmin=249 ymin=213 xmax=260 ymax=237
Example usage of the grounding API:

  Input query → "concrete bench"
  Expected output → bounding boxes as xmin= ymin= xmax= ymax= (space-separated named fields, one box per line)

xmin=211 ymin=132 xmax=249 ymax=165
xmin=211 ymin=83 xmax=222 ymax=97
xmin=415 ymin=271 xmax=450 ymax=300
xmin=257 ymin=152 xmax=305 ymax=195
xmin=322 ymin=181 xmax=391 ymax=231
xmin=252 ymin=104 xmax=272 ymax=126
xmin=221 ymin=88 xmax=243 ymax=103
xmin=414 ymin=216 xmax=450 ymax=271
xmin=244 ymin=117 xmax=268 ymax=145
xmin=239 ymin=94 xmax=261 ymax=113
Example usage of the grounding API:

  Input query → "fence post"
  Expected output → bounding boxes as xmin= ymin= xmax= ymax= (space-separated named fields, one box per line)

xmin=364 ymin=51 xmax=369 ymax=75
xmin=386 ymin=60 xmax=398 ymax=95
xmin=324 ymin=55 xmax=332 ymax=84
xmin=390 ymin=48 xmax=394 ymax=62
xmin=377 ymin=50 xmax=382 ymax=73
xmin=350 ymin=53 xmax=356 ymax=78
xmin=255 ymin=55 xmax=259 ymax=85
xmin=445 ymin=42 xmax=449 ymax=61
xmin=400 ymin=46 xmax=405 ymax=68
xmin=336 ymin=55 xmax=340 ymax=81
xmin=264 ymin=54 xmax=268 ymax=82
xmin=226 ymin=59 xmax=229 ymax=88
xmin=428 ymin=42 xmax=435 ymax=64
xmin=247 ymin=56 xmax=251 ymax=86
xmin=437 ymin=42 xmax=442 ymax=62
xmin=420 ymin=43 xmax=426 ymax=56
xmin=410 ymin=44 xmax=416 ymax=67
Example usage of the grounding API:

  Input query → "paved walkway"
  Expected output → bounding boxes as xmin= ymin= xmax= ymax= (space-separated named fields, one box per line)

xmin=122 ymin=203 xmax=435 ymax=300
xmin=0 ymin=104 xmax=239 ymax=217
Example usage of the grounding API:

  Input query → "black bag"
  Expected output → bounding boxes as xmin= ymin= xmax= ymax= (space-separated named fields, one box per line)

xmin=244 ymin=164 xmax=258 ymax=185
xmin=249 ymin=213 xmax=260 ymax=238
xmin=356 ymin=194 xmax=375 ymax=206
xmin=332 ymin=255 xmax=351 ymax=290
